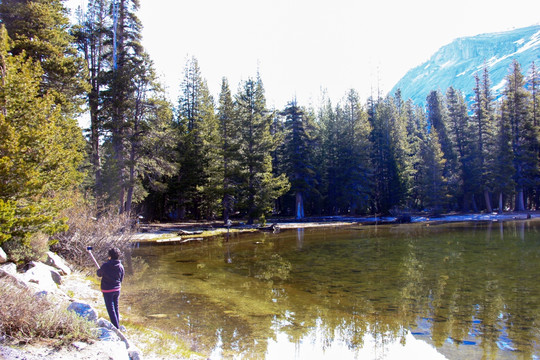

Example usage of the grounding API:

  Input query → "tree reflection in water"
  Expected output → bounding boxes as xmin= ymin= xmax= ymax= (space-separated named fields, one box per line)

xmin=124 ymin=220 xmax=540 ymax=359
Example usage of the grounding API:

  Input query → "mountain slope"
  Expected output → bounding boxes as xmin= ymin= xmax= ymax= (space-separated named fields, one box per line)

xmin=390 ymin=25 xmax=540 ymax=105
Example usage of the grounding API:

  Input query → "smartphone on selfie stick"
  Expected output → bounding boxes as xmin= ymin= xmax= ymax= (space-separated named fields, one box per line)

xmin=86 ymin=246 xmax=100 ymax=269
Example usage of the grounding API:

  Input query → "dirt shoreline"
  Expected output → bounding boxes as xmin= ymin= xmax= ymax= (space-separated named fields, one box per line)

xmin=134 ymin=212 xmax=540 ymax=242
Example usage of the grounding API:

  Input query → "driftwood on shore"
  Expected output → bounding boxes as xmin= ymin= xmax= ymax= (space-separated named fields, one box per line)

xmin=177 ymin=229 xmax=204 ymax=235
xmin=259 ymin=223 xmax=280 ymax=233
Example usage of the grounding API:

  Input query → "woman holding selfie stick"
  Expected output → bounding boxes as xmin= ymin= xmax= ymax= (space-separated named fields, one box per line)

xmin=95 ymin=247 xmax=125 ymax=330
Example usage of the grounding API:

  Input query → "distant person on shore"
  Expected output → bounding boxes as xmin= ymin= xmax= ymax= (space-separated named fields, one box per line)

xmin=97 ymin=247 xmax=125 ymax=329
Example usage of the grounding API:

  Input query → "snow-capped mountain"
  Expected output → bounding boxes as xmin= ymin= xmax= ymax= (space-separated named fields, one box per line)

xmin=390 ymin=25 xmax=540 ymax=105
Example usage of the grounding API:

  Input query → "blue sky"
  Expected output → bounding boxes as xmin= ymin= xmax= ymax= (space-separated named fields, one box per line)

xmin=67 ymin=0 xmax=540 ymax=109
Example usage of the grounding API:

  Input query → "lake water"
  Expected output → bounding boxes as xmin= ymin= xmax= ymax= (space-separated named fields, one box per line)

xmin=123 ymin=220 xmax=540 ymax=360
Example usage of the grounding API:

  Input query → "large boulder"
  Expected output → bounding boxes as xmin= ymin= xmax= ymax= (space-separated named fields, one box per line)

xmin=45 ymin=252 xmax=71 ymax=275
xmin=19 ymin=261 xmax=62 ymax=294
xmin=0 ymin=263 xmax=28 ymax=289
xmin=67 ymin=301 xmax=98 ymax=322
xmin=0 ymin=247 xmax=7 ymax=263
xmin=0 ymin=262 xmax=17 ymax=276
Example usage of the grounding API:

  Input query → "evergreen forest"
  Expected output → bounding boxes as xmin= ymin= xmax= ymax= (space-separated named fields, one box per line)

xmin=1 ymin=0 xmax=540 ymax=255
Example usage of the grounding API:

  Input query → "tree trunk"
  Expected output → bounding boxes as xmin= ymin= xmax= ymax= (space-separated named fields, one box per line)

xmin=223 ymin=194 xmax=231 ymax=224
xmin=125 ymin=150 xmax=135 ymax=215
xmin=295 ymin=191 xmax=304 ymax=219
xmin=472 ymin=194 xmax=478 ymax=212
xmin=498 ymin=192 xmax=504 ymax=214
xmin=516 ymin=188 xmax=525 ymax=211
xmin=89 ymin=94 xmax=101 ymax=194
xmin=484 ymin=189 xmax=492 ymax=213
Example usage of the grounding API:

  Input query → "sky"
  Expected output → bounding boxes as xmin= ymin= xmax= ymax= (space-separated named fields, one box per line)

xmin=67 ymin=0 xmax=540 ymax=109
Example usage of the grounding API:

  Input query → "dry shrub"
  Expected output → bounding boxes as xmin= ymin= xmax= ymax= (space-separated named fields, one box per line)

xmin=51 ymin=201 xmax=136 ymax=269
xmin=0 ymin=278 xmax=95 ymax=344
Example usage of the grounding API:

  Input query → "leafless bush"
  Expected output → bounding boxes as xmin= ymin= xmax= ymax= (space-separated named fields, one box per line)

xmin=51 ymin=202 xmax=136 ymax=269
xmin=0 ymin=278 xmax=95 ymax=344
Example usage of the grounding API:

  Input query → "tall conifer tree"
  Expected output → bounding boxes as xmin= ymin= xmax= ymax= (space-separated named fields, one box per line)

xmin=217 ymin=77 xmax=238 ymax=223
xmin=235 ymin=77 xmax=289 ymax=224
xmin=0 ymin=27 xmax=84 ymax=253
xmin=0 ymin=0 xmax=88 ymax=112
xmin=175 ymin=57 xmax=219 ymax=219
xmin=76 ymin=0 xmax=110 ymax=197
xmin=491 ymin=104 xmax=515 ymax=212
xmin=502 ymin=61 xmax=536 ymax=210
xmin=417 ymin=128 xmax=447 ymax=211
xmin=426 ymin=90 xmax=458 ymax=208
xmin=100 ymin=0 xmax=146 ymax=213
xmin=281 ymin=100 xmax=318 ymax=218
xmin=338 ymin=89 xmax=372 ymax=213
xmin=471 ymin=69 xmax=496 ymax=211
xmin=445 ymin=87 xmax=475 ymax=210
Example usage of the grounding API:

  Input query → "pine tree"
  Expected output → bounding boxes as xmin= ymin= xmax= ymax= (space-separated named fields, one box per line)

xmin=426 ymin=90 xmax=458 ymax=209
xmin=502 ymin=61 xmax=536 ymax=210
xmin=318 ymin=96 xmax=340 ymax=214
xmin=491 ymin=104 xmax=515 ymax=213
xmin=235 ymin=76 xmax=289 ymax=224
xmin=369 ymin=96 xmax=404 ymax=214
xmin=470 ymin=69 xmax=496 ymax=211
xmin=197 ymin=84 xmax=222 ymax=219
xmin=0 ymin=26 xmax=84 ymax=251
xmin=526 ymin=62 xmax=540 ymax=208
xmin=281 ymin=100 xmax=318 ymax=219
xmin=0 ymin=0 xmax=89 ymax=113
xmin=174 ymin=57 xmax=219 ymax=219
xmin=445 ymin=87 xmax=475 ymax=210
xmin=75 ymin=0 xmax=110 ymax=196
xmin=417 ymin=128 xmax=447 ymax=212
xmin=217 ymin=77 xmax=238 ymax=223
xmin=123 ymin=54 xmax=178 ymax=214
xmin=403 ymin=99 xmax=425 ymax=209
xmin=100 ymin=0 xmax=146 ymax=213
xmin=337 ymin=89 xmax=372 ymax=214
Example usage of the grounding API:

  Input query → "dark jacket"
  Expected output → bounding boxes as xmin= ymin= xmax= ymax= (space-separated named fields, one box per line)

xmin=97 ymin=259 xmax=124 ymax=292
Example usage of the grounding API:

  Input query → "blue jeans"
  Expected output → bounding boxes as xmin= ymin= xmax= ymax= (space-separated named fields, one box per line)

xmin=103 ymin=291 xmax=120 ymax=329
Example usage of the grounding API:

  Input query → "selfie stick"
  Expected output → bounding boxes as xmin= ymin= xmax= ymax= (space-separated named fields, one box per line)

xmin=86 ymin=247 xmax=100 ymax=269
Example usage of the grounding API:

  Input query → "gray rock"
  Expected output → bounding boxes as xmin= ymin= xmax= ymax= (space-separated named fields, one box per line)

xmin=0 ymin=247 xmax=7 ymax=263
xmin=67 ymin=301 xmax=98 ymax=322
xmin=98 ymin=317 xmax=114 ymax=329
xmin=70 ymin=341 xmax=89 ymax=350
xmin=0 ymin=264 xmax=29 ymax=290
xmin=45 ymin=251 xmax=71 ymax=275
xmin=21 ymin=261 xmax=62 ymax=291
xmin=128 ymin=346 xmax=143 ymax=360
xmin=0 ymin=262 xmax=16 ymax=276
xmin=98 ymin=327 xmax=121 ymax=342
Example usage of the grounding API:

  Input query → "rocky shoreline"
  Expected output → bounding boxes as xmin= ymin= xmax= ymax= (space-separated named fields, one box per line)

xmin=0 ymin=249 xmax=143 ymax=360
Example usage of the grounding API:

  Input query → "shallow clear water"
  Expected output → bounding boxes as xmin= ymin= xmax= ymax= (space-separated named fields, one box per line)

xmin=123 ymin=220 xmax=540 ymax=359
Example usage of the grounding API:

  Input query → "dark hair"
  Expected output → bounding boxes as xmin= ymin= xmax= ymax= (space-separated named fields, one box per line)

xmin=108 ymin=247 xmax=121 ymax=260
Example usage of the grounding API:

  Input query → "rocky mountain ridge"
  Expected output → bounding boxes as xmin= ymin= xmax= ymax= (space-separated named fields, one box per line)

xmin=391 ymin=25 xmax=540 ymax=105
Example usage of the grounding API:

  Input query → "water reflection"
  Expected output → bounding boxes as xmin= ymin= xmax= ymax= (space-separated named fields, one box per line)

xmin=124 ymin=220 xmax=540 ymax=359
